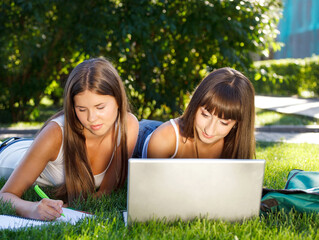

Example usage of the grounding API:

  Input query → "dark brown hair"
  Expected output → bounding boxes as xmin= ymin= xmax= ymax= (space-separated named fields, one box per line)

xmin=179 ymin=67 xmax=255 ymax=159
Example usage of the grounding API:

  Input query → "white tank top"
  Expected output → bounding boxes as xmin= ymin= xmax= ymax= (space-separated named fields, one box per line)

xmin=0 ymin=115 xmax=120 ymax=188
xmin=0 ymin=115 xmax=66 ymax=187
xmin=141 ymin=119 xmax=179 ymax=158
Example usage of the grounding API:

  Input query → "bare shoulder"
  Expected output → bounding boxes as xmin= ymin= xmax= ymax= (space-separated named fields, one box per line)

xmin=36 ymin=121 xmax=62 ymax=144
xmin=126 ymin=112 xmax=139 ymax=129
xmin=125 ymin=112 xmax=139 ymax=138
xmin=0 ymin=120 xmax=63 ymax=197
xmin=147 ymin=119 xmax=178 ymax=158
xmin=32 ymin=121 xmax=63 ymax=161
xmin=153 ymin=120 xmax=177 ymax=137
xmin=125 ymin=112 xmax=139 ymax=157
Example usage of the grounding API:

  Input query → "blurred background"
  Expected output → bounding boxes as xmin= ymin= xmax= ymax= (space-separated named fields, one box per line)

xmin=0 ymin=0 xmax=318 ymax=124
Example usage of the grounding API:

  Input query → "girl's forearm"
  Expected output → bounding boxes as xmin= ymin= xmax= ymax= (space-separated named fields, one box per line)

xmin=0 ymin=192 xmax=35 ymax=218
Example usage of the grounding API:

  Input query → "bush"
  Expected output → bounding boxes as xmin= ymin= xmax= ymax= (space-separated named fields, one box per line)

xmin=249 ymin=55 xmax=319 ymax=97
xmin=0 ymin=0 xmax=282 ymax=122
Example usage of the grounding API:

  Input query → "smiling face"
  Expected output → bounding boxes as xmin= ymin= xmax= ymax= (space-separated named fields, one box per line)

xmin=74 ymin=90 xmax=119 ymax=138
xmin=194 ymin=106 xmax=237 ymax=145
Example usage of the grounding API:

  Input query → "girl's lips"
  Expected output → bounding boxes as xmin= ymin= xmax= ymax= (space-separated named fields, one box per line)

xmin=90 ymin=124 xmax=103 ymax=131
xmin=202 ymin=131 xmax=214 ymax=139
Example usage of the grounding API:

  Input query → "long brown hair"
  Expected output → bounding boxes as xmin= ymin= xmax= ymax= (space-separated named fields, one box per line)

xmin=179 ymin=67 xmax=255 ymax=159
xmin=41 ymin=58 xmax=130 ymax=203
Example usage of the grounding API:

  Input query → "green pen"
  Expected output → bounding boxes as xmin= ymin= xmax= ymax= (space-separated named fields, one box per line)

xmin=34 ymin=184 xmax=65 ymax=217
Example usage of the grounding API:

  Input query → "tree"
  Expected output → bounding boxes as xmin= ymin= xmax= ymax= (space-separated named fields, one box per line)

xmin=107 ymin=0 xmax=282 ymax=119
xmin=0 ymin=0 xmax=113 ymax=122
xmin=0 ymin=0 xmax=282 ymax=122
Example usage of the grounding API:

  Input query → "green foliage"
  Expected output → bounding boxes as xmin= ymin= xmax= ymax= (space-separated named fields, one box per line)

xmin=0 ymin=0 xmax=112 ymax=122
xmin=0 ymin=0 xmax=282 ymax=122
xmin=250 ymin=55 xmax=319 ymax=97
xmin=102 ymin=0 xmax=282 ymax=119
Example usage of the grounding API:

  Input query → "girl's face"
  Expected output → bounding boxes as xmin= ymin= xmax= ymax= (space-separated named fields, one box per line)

xmin=74 ymin=90 xmax=119 ymax=137
xmin=194 ymin=106 xmax=237 ymax=145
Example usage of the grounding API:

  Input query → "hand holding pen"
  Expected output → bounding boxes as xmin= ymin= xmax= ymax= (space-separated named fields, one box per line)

xmin=34 ymin=184 xmax=65 ymax=218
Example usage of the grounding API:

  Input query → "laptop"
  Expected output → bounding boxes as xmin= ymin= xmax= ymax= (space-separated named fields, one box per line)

xmin=125 ymin=158 xmax=265 ymax=225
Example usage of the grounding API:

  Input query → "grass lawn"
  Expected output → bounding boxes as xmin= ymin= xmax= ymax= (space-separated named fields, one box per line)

xmin=255 ymin=108 xmax=319 ymax=126
xmin=1 ymin=141 xmax=319 ymax=239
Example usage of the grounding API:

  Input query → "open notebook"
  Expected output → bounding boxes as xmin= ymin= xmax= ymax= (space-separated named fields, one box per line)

xmin=0 ymin=207 xmax=93 ymax=230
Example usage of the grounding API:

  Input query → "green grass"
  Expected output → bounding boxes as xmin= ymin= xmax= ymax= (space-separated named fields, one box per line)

xmin=1 ymin=142 xmax=319 ymax=239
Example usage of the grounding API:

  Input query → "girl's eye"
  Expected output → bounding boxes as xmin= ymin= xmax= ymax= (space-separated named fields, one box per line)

xmin=220 ymin=121 xmax=229 ymax=126
xmin=97 ymin=106 xmax=105 ymax=110
xmin=201 ymin=111 xmax=209 ymax=117
xmin=78 ymin=108 xmax=86 ymax=112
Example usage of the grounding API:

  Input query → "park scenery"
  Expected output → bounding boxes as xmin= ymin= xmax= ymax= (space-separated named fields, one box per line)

xmin=1 ymin=0 xmax=319 ymax=239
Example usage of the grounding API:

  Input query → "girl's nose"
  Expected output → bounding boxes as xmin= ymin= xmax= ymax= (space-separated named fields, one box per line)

xmin=205 ymin=118 xmax=217 ymax=136
xmin=87 ymin=110 xmax=97 ymax=122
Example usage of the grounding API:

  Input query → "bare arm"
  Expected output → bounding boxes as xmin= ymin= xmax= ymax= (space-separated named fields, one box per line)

xmin=0 ymin=122 xmax=64 ymax=220
xmin=126 ymin=113 xmax=139 ymax=158
xmin=147 ymin=120 xmax=177 ymax=158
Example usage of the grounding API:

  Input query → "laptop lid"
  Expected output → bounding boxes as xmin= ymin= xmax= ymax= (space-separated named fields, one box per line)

xmin=127 ymin=158 xmax=265 ymax=224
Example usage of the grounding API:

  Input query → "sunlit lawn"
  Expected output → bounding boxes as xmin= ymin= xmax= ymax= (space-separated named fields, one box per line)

xmin=1 ymin=105 xmax=319 ymax=239
xmin=255 ymin=108 xmax=319 ymax=126
xmin=1 ymin=141 xmax=319 ymax=239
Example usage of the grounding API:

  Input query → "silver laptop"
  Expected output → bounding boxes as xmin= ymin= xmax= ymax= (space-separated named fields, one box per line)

xmin=126 ymin=158 xmax=265 ymax=225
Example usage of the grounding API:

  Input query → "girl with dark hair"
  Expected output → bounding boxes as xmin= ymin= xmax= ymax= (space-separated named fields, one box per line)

xmin=133 ymin=67 xmax=255 ymax=160
xmin=0 ymin=57 xmax=139 ymax=220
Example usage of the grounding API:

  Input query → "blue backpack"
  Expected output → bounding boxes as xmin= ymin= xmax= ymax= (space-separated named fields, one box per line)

xmin=261 ymin=169 xmax=319 ymax=214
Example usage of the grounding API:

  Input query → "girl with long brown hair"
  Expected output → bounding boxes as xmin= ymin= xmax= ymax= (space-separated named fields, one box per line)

xmin=133 ymin=67 xmax=255 ymax=159
xmin=0 ymin=57 xmax=139 ymax=220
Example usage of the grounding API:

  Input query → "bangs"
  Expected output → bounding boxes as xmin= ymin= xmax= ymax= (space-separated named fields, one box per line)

xmin=201 ymin=86 xmax=243 ymax=121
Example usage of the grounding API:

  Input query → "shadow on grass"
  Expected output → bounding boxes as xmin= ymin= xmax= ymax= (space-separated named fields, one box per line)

xmin=256 ymin=141 xmax=279 ymax=149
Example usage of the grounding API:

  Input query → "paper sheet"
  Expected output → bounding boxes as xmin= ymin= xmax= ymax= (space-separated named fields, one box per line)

xmin=0 ymin=207 xmax=93 ymax=230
